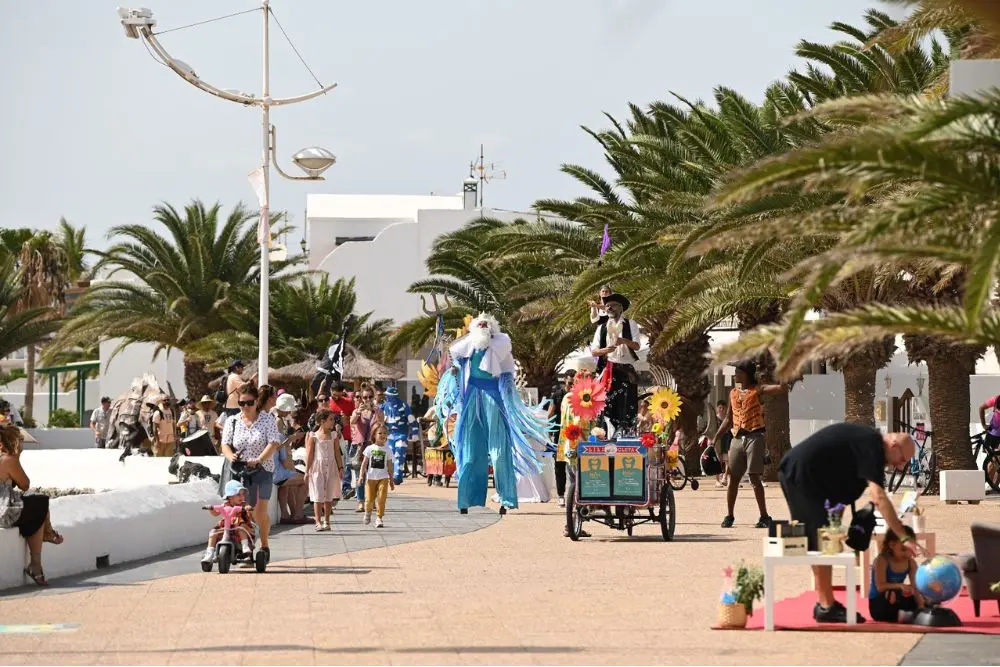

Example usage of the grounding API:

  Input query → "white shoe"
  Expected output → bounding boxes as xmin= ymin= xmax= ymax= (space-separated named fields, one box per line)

xmin=375 ymin=517 xmax=384 ymax=528
xmin=201 ymin=547 xmax=215 ymax=563
xmin=241 ymin=540 xmax=252 ymax=554
xmin=363 ymin=513 xmax=371 ymax=525
xmin=557 ymin=497 xmax=566 ymax=507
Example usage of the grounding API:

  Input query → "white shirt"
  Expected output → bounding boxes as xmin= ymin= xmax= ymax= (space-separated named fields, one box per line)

xmin=591 ymin=317 xmax=640 ymax=366
xmin=222 ymin=412 xmax=281 ymax=473
xmin=363 ymin=444 xmax=391 ymax=480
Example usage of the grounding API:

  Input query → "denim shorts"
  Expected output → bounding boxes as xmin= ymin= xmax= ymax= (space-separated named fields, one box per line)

xmin=245 ymin=468 xmax=274 ymax=504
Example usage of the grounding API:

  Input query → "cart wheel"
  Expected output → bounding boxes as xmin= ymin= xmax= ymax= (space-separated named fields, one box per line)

xmin=566 ymin=480 xmax=583 ymax=541
xmin=217 ymin=544 xmax=233 ymax=574
xmin=690 ymin=478 xmax=700 ymax=491
xmin=659 ymin=485 xmax=676 ymax=541
xmin=669 ymin=459 xmax=688 ymax=491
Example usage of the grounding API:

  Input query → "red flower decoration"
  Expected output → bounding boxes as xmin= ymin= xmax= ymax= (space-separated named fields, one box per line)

xmin=564 ymin=424 xmax=583 ymax=442
xmin=568 ymin=376 xmax=607 ymax=422
xmin=640 ymin=432 xmax=656 ymax=449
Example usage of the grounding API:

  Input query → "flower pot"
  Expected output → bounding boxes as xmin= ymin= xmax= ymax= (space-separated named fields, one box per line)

xmin=818 ymin=527 xmax=845 ymax=554
xmin=717 ymin=602 xmax=748 ymax=628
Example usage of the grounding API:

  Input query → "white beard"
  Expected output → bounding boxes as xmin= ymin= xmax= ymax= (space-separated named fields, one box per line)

xmin=470 ymin=326 xmax=492 ymax=351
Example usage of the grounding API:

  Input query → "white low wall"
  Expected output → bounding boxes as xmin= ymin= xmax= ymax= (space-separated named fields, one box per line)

xmin=0 ymin=480 xmax=220 ymax=590
xmin=23 ymin=428 xmax=94 ymax=450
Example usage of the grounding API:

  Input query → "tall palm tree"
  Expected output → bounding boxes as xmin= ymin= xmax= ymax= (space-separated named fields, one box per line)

xmin=54 ymin=218 xmax=93 ymax=284
xmin=15 ymin=232 xmax=69 ymax=420
xmin=186 ymin=274 xmax=394 ymax=373
xmin=49 ymin=199 xmax=299 ymax=399
xmin=0 ymin=256 xmax=61 ymax=362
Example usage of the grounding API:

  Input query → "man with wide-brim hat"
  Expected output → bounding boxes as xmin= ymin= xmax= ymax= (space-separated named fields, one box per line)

xmin=195 ymin=395 xmax=221 ymax=449
xmin=150 ymin=393 xmax=177 ymax=457
xmin=590 ymin=292 xmax=641 ymax=436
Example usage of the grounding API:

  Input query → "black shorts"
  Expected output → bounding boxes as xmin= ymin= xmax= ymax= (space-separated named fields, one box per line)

xmin=15 ymin=494 xmax=49 ymax=539
xmin=778 ymin=471 xmax=826 ymax=551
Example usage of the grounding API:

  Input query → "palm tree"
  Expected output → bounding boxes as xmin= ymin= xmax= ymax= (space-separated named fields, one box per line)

xmin=0 ymin=228 xmax=32 ymax=264
xmin=704 ymin=85 xmax=1000 ymax=471
xmin=388 ymin=218 xmax=592 ymax=391
xmin=186 ymin=274 xmax=394 ymax=372
xmin=49 ymin=199 xmax=300 ymax=399
xmin=0 ymin=256 xmax=62 ymax=362
xmin=14 ymin=232 xmax=69 ymax=420
xmin=54 ymin=218 xmax=93 ymax=284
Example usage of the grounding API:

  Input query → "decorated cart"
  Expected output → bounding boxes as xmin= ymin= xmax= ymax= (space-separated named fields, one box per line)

xmin=562 ymin=377 xmax=685 ymax=540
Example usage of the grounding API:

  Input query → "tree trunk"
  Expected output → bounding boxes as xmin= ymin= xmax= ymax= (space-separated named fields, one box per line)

xmin=925 ymin=353 xmax=978 ymax=472
xmin=841 ymin=356 xmax=877 ymax=428
xmin=757 ymin=352 xmax=789 ymax=482
xmin=904 ymin=334 xmax=981 ymax=473
xmin=183 ymin=358 xmax=217 ymax=401
xmin=832 ymin=337 xmax=895 ymax=428
xmin=24 ymin=344 xmax=35 ymax=421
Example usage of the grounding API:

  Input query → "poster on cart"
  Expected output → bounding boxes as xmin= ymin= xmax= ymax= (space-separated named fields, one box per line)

xmin=613 ymin=445 xmax=644 ymax=497
xmin=579 ymin=448 xmax=611 ymax=498
xmin=576 ymin=440 xmax=647 ymax=502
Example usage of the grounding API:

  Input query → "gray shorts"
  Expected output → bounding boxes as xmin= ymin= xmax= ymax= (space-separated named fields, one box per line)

xmin=729 ymin=431 xmax=766 ymax=478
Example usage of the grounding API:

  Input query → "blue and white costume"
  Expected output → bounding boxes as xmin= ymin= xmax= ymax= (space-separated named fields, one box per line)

xmin=380 ymin=387 xmax=412 ymax=485
xmin=439 ymin=314 xmax=548 ymax=511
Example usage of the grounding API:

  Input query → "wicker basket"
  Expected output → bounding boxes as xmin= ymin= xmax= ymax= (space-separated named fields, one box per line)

xmin=717 ymin=602 xmax=748 ymax=628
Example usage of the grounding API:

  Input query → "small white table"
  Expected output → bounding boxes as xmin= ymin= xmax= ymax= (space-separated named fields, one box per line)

xmin=763 ymin=551 xmax=858 ymax=631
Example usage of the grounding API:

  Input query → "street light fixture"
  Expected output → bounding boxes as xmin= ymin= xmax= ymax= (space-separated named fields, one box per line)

xmin=117 ymin=2 xmax=337 ymax=384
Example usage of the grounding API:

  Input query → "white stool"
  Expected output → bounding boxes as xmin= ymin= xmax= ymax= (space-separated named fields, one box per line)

xmin=764 ymin=551 xmax=859 ymax=631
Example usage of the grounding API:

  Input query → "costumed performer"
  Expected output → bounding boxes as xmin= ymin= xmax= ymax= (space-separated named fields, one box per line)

xmin=591 ymin=293 xmax=640 ymax=436
xmin=440 ymin=313 xmax=547 ymax=514
xmin=380 ymin=386 xmax=412 ymax=485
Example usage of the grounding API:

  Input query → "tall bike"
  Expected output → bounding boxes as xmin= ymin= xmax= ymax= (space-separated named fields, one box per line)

xmin=885 ymin=421 xmax=935 ymax=496
xmin=970 ymin=431 xmax=1000 ymax=494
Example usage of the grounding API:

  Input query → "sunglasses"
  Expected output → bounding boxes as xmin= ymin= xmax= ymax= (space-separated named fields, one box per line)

xmin=238 ymin=400 xmax=256 ymax=407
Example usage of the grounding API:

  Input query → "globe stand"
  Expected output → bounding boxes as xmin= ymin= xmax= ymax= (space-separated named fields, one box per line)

xmin=912 ymin=605 xmax=962 ymax=627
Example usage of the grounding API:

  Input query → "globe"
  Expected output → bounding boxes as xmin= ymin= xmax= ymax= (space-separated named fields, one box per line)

xmin=914 ymin=556 xmax=963 ymax=605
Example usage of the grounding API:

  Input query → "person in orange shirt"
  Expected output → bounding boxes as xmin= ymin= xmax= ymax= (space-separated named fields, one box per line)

xmin=712 ymin=361 xmax=787 ymax=529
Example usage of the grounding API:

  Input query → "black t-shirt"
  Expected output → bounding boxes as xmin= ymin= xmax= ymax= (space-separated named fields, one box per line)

xmin=779 ymin=423 xmax=885 ymax=504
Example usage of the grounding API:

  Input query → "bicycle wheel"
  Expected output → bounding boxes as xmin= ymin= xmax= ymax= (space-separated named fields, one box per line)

xmin=885 ymin=467 xmax=904 ymax=493
xmin=983 ymin=453 xmax=1000 ymax=494
xmin=914 ymin=451 xmax=936 ymax=496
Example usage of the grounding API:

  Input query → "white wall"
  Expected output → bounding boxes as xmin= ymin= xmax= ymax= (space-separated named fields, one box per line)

xmin=0 ymin=480 xmax=220 ymax=589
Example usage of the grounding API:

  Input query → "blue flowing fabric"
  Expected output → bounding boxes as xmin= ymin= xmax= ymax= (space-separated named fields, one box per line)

xmin=444 ymin=351 xmax=547 ymax=510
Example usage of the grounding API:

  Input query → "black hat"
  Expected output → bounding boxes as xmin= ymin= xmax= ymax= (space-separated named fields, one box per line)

xmin=229 ymin=359 xmax=244 ymax=371
xmin=734 ymin=360 xmax=758 ymax=383
xmin=604 ymin=293 xmax=630 ymax=312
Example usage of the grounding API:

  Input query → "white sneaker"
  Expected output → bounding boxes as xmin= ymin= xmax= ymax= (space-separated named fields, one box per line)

xmin=557 ymin=496 xmax=566 ymax=507
xmin=375 ymin=517 xmax=384 ymax=528
xmin=201 ymin=547 xmax=215 ymax=563
xmin=363 ymin=513 xmax=371 ymax=525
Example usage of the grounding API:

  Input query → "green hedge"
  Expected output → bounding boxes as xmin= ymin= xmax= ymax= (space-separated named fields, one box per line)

xmin=47 ymin=408 xmax=81 ymax=428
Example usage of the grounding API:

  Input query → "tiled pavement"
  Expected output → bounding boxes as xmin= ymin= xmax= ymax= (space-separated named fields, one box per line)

xmin=0 ymin=483 xmax=997 ymax=665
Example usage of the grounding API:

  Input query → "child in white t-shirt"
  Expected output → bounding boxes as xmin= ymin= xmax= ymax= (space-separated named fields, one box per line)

xmin=360 ymin=425 xmax=395 ymax=527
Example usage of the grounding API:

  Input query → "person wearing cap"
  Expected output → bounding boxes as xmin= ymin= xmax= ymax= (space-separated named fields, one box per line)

xmin=201 ymin=479 xmax=255 ymax=565
xmin=380 ymin=386 xmax=412 ymax=485
xmin=150 ymin=395 xmax=178 ymax=457
xmin=712 ymin=360 xmax=788 ymax=529
xmin=590 ymin=293 xmax=641 ymax=435
xmin=90 ymin=396 xmax=112 ymax=449
xmin=272 ymin=393 xmax=309 ymax=525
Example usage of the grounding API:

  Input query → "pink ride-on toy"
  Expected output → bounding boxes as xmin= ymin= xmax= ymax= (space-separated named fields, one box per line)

xmin=201 ymin=503 xmax=266 ymax=573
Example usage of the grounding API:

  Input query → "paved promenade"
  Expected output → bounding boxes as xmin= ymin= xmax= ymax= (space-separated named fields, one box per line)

xmin=0 ymin=482 xmax=996 ymax=665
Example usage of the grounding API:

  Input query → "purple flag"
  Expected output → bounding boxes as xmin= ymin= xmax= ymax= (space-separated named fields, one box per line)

xmin=600 ymin=224 xmax=611 ymax=257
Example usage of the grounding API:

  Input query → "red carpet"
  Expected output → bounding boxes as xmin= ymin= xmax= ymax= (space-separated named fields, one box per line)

xmin=716 ymin=590 xmax=1000 ymax=634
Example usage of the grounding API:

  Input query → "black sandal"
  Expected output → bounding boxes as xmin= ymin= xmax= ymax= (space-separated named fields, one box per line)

xmin=23 ymin=567 xmax=48 ymax=586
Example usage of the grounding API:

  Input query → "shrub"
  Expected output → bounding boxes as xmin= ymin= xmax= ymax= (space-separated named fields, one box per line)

xmin=47 ymin=408 xmax=81 ymax=428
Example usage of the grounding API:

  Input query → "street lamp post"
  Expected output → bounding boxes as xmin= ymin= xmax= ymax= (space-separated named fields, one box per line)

xmin=118 ymin=3 xmax=337 ymax=384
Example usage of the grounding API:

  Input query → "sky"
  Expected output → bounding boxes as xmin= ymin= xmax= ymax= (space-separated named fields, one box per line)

xmin=0 ymin=1 xmax=897 ymax=250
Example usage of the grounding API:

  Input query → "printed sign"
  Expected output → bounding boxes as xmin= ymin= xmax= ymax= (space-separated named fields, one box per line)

xmin=578 ymin=444 xmax=611 ymax=498
xmin=613 ymin=446 xmax=644 ymax=497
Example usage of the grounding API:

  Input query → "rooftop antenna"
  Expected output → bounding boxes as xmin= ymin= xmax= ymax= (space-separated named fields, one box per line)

xmin=469 ymin=144 xmax=506 ymax=208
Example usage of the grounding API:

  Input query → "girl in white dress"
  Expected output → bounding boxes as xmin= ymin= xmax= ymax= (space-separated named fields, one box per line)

xmin=306 ymin=408 xmax=343 ymax=531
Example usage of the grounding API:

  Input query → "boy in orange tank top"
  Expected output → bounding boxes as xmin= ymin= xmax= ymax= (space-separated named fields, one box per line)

xmin=712 ymin=361 xmax=788 ymax=529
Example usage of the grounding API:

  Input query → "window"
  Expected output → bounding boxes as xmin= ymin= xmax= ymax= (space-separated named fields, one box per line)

xmin=335 ymin=236 xmax=375 ymax=245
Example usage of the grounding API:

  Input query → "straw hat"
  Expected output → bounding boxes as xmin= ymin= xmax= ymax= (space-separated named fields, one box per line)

xmin=198 ymin=395 xmax=217 ymax=407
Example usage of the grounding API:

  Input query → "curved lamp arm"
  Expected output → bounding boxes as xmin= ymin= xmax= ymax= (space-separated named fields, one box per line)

xmin=140 ymin=27 xmax=337 ymax=108
xmin=269 ymin=125 xmax=323 ymax=181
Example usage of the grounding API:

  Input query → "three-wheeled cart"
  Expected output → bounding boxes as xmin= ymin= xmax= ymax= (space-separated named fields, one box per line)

xmin=565 ymin=438 xmax=676 ymax=541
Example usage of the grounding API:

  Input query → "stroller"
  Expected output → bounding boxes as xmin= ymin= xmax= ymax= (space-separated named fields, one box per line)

xmin=201 ymin=468 xmax=266 ymax=573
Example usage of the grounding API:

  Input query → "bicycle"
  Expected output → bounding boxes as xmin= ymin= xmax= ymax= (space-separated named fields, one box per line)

xmin=970 ymin=430 xmax=1000 ymax=494
xmin=885 ymin=421 xmax=935 ymax=496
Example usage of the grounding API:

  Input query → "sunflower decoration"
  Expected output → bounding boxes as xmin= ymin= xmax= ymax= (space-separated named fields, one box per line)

xmin=568 ymin=375 xmax=607 ymax=422
xmin=417 ymin=362 xmax=440 ymax=398
xmin=649 ymin=387 xmax=682 ymax=424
